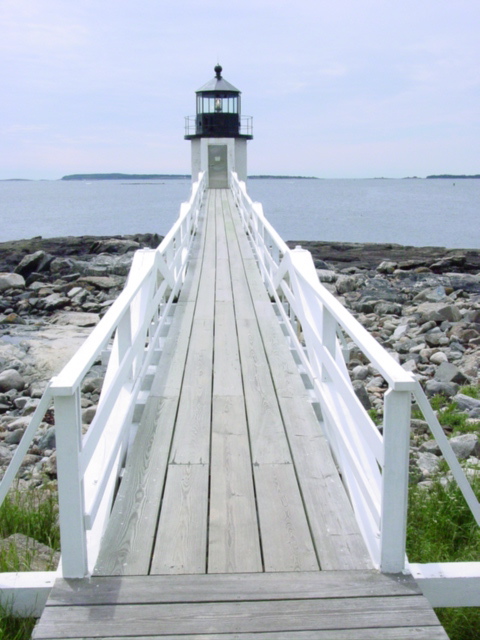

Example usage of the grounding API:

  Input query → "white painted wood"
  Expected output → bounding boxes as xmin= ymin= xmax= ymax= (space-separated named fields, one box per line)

xmin=0 ymin=387 xmax=53 ymax=505
xmin=0 ymin=572 xmax=56 ymax=617
xmin=54 ymin=391 xmax=88 ymax=578
xmin=410 ymin=562 xmax=480 ymax=607
xmin=381 ymin=389 xmax=412 ymax=573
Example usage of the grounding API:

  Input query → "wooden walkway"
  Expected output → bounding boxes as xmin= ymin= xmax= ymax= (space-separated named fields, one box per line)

xmin=33 ymin=190 xmax=447 ymax=639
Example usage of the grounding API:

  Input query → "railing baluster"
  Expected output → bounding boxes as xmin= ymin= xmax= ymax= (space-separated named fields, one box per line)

xmin=321 ymin=307 xmax=336 ymax=383
xmin=55 ymin=389 xmax=88 ymax=578
xmin=380 ymin=388 xmax=411 ymax=573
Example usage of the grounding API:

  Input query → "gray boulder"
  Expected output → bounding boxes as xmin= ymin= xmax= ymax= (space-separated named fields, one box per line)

xmin=377 ymin=261 xmax=397 ymax=274
xmin=417 ymin=452 xmax=441 ymax=477
xmin=434 ymin=362 xmax=470 ymax=385
xmin=352 ymin=380 xmax=371 ymax=410
xmin=14 ymin=251 xmax=53 ymax=277
xmin=425 ymin=379 xmax=459 ymax=398
xmin=4 ymin=428 xmax=24 ymax=445
xmin=374 ymin=301 xmax=403 ymax=316
xmin=416 ymin=302 xmax=462 ymax=323
xmin=449 ymin=434 xmax=480 ymax=460
xmin=37 ymin=426 xmax=56 ymax=452
xmin=42 ymin=293 xmax=70 ymax=311
xmin=0 ymin=369 xmax=25 ymax=392
xmin=453 ymin=393 xmax=480 ymax=415
xmin=420 ymin=439 xmax=442 ymax=456
xmin=336 ymin=275 xmax=360 ymax=294
xmin=0 ymin=444 xmax=13 ymax=463
xmin=0 ymin=272 xmax=25 ymax=292
xmin=316 ymin=269 xmax=337 ymax=283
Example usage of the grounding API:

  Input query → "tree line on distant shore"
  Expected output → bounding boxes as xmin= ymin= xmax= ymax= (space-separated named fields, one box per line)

xmin=426 ymin=174 xmax=480 ymax=179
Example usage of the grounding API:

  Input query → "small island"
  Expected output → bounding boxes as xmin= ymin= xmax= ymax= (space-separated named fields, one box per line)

xmin=426 ymin=174 xmax=480 ymax=179
xmin=249 ymin=175 xmax=319 ymax=179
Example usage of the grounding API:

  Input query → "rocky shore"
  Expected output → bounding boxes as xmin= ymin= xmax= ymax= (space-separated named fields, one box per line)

xmin=1 ymin=234 xmax=479 ymax=502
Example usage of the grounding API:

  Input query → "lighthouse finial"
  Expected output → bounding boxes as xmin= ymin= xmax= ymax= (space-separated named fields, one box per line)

xmin=214 ymin=64 xmax=222 ymax=79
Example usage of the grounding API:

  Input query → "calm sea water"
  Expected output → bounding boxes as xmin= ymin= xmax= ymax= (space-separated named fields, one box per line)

xmin=1 ymin=178 xmax=479 ymax=248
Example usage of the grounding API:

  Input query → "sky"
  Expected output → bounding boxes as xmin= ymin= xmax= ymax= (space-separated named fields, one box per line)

xmin=1 ymin=0 xmax=479 ymax=180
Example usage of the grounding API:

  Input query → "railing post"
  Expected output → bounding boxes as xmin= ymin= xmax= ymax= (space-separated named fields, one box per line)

xmin=118 ymin=308 xmax=133 ymax=377
xmin=54 ymin=389 xmax=88 ymax=577
xmin=381 ymin=388 xmax=411 ymax=573
xmin=321 ymin=307 xmax=337 ymax=382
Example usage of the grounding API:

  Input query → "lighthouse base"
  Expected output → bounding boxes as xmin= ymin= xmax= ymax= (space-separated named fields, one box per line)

xmin=190 ymin=137 xmax=248 ymax=188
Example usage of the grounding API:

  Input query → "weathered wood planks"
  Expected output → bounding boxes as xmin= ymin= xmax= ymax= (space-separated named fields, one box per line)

xmin=34 ymin=572 xmax=447 ymax=639
xmin=94 ymin=189 xmax=373 ymax=576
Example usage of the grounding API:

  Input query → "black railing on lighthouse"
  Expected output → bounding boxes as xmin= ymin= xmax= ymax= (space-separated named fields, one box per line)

xmin=184 ymin=114 xmax=253 ymax=138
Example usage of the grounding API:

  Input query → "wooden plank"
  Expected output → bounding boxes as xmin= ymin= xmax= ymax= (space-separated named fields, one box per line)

xmin=254 ymin=463 xmax=319 ymax=571
xmin=214 ymin=191 xmax=230 ymax=264
xmin=149 ymin=300 xmax=196 ymax=398
xmin=235 ymin=317 xmax=291 ymax=464
xmin=278 ymin=395 xmax=372 ymax=571
xmin=249 ymin=300 xmax=307 ymax=399
xmin=168 ymin=317 xmax=213 ymax=464
xmin=32 ymin=595 xmax=444 ymax=638
xmin=94 ymin=397 xmax=178 ymax=576
xmin=48 ymin=571 xmax=423 ymax=606
xmin=212 ymin=301 xmax=242 ymax=397
xmin=168 ymin=197 xmax=215 ymax=465
xmin=52 ymin=629 xmax=448 ymax=640
xmin=150 ymin=464 xmax=209 ymax=574
xmin=208 ymin=396 xmax=262 ymax=573
xmin=221 ymin=195 xmax=291 ymax=464
xmin=215 ymin=258 xmax=233 ymax=302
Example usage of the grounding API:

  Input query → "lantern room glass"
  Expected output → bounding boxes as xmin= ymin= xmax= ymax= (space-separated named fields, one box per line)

xmin=197 ymin=95 xmax=239 ymax=114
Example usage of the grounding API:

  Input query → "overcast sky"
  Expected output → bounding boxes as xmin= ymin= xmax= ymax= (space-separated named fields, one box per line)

xmin=1 ymin=0 xmax=479 ymax=179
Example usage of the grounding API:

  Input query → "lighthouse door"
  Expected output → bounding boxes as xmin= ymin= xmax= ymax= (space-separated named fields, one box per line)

xmin=208 ymin=145 xmax=228 ymax=188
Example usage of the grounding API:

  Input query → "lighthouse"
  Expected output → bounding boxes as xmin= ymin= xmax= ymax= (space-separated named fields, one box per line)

xmin=185 ymin=64 xmax=253 ymax=188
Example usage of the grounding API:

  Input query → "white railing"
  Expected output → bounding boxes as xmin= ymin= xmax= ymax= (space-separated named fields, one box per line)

xmin=231 ymin=172 xmax=480 ymax=605
xmin=0 ymin=173 xmax=205 ymax=610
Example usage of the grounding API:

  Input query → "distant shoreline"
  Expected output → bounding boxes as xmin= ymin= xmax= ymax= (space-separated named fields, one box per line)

xmin=60 ymin=173 xmax=321 ymax=181
xmin=2 ymin=173 xmax=479 ymax=182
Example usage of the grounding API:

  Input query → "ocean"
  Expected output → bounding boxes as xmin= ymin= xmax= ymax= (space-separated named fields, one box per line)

xmin=1 ymin=178 xmax=479 ymax=249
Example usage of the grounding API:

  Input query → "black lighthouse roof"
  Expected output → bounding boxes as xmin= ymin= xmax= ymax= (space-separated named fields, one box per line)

xmin=196 ymin=65 xmax=240 ymax=94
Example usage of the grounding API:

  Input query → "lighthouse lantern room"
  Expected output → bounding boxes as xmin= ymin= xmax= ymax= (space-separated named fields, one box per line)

xmin=185 ymin=65 xmax=253 ymax=188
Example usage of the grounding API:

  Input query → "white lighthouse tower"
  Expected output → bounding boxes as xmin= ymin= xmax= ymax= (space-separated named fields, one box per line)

xmin=185 ymin=65 xmax=253 ymax=188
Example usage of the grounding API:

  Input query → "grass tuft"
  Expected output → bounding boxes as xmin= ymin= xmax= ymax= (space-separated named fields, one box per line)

xmin=407 ymin=476 xmax=480 ymax=639
xmin=0 ymin=487 xmax=60 ymax=637
xmin=0 ymin=607 xmax=36 ymax=640
xmin=0 ymin=488 xmax=59 ymax=551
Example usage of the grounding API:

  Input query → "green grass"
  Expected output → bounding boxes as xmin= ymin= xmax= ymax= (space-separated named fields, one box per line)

xmin=0 ymin=609 xmax=36 ymax=640
xmin=407 ymin=385 xmax=480 ymax=639
xmin=412 ymin=385 xmax=480 ymax=436
xmin=460 ymin=385 xmax=480 ymax=400
xmin=0 ymin=488 xmax=59 ymax=573
xmin=407 ymin=475 xmax=480 ymax=639
xmin=0 ymin=488 xmax=59 ymax=639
